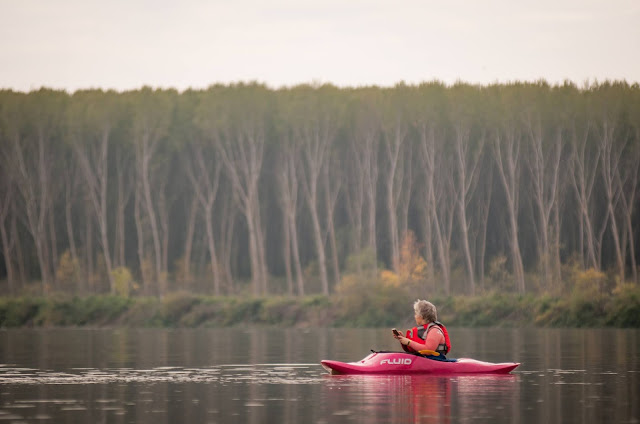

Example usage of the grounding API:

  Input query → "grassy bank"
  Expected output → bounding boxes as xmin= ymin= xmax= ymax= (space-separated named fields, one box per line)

xmin=1 ymin=285 xmax=639 ymax=328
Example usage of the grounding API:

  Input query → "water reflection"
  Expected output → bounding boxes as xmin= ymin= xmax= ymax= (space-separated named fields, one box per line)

xmin=323 ymin=373 xmax=518 ymax=423
xmin=0 ymin=328 xmax=638 ymax=424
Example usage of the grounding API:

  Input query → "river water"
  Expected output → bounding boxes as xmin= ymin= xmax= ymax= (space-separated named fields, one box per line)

xmin=0 ymin=327 xmax=637 ymax=423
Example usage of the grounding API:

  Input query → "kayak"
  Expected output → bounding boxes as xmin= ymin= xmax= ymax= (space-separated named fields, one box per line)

xmin=321 ymin=351 xmax=519 ymax=375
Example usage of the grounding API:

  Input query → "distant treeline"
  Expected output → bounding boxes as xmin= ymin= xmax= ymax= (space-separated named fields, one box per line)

xmin=1 ymin=285 xmax=639 ymax=328
xmin=0 ymin=81 xmax=639 ymax=297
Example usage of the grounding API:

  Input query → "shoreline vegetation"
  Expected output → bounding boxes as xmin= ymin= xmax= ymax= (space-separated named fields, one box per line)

xmin=1 ymin=282 xmax=639 ymax=329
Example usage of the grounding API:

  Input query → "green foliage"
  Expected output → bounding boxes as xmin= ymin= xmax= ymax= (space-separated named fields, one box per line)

xmin=0 ymin=297 xmax=44 ymax=327
xmin=1 ymin=280 xmax=640 ymax=329
xmin=55 ymin=250 xmax=81 ymax=288
xmin=111 ymin=266 xmax=135 ymax=297
xmin=447 ymin=293 xmax=535 ymax=327
xmin=487 ymin=255 xmax=512 ymax=291
xmin=260 ymin=297 xmax=303 ymax=325
xmin=567 ymin=268 xmax=609 ymax=326
xmin=161 ymin=292 xmax=202 ymax=326
xmin=32 ymin=296 xmax=133 ymax=326
xmin=333 ymin=273 xmax=411 ymax=327
xmin=606 ymin=284 xmax=640 ymax=327
xmin=177 ymin=297 xmax=226 ymax=327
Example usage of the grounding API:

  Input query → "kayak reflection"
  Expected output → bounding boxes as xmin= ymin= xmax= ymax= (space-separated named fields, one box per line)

xmin=323 ymin=373 xmax=518 ymax=423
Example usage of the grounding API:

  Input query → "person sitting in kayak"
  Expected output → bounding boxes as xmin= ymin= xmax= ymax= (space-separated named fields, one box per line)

xmin=393 ymin=299 xmax=451 ymax=356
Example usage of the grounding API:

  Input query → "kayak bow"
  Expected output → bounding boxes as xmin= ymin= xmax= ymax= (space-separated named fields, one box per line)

xmin=321 ymin=351 xmax=519 ymax=375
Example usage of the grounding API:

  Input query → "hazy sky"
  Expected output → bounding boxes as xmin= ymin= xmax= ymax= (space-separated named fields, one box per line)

xmin=1 ymin=0 xmax=639 ymax=92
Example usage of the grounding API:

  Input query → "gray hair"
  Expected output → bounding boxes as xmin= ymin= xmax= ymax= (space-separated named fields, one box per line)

xmin=414 ymin=299 xmax=437 ymax=322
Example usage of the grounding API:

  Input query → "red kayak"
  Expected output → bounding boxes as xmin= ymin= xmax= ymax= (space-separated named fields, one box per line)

xmin=321 ymin=351 xmax=519 ymax=375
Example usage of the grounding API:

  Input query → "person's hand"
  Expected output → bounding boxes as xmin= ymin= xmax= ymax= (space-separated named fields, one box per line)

xmin=395 ymin=336 xmax=410 ymax=346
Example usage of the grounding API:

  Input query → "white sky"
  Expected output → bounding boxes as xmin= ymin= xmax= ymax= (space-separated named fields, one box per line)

xmin=1 ymin=0 xmax=639 ymax=92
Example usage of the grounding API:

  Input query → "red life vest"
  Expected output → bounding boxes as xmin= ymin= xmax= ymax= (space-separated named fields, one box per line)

xmin=403 ymin=321 xmax=451 ymax=355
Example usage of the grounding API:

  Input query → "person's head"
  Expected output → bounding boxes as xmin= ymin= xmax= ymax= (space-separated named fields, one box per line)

xmin=413 ymin=299 xmax=437 ymax=324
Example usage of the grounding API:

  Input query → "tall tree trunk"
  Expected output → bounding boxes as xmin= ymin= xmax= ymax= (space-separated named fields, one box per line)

xmin=525 ymin=120 xmax=564 ymax=290
xmin=398 ymin=145 xmax=414 ymax=246
xmin=63 ymin=170 xmax=81 ymax=289
xmin=419 ymin=124 xmax=452 ymax=294
xmin=219 ymin=190 xmax=237 ymax=294
xmin=277 ymin=148 xmax=304 ymax=295
xmin=12 ymin=130 xmax=53 ymax=293
xmin=493 ymin=127 xmax=526 ymax=293
xmin=282 ymin=204 xmax=294 ymax=296
xmin=75 ymin=128 xmax=115 ymax=293
xmin=48 ymin=205 xmax=58 ymax=288
xmin=615 ymin=140 xmax=639 ymax=284
xmin=11 ymin=206 xmax=26 ymax=288
xmin=345 ymin=134 xmax=366 ymax=274
xmin=134 ymin=183 xmax=151 ymax=295
xmin=569 ymin=122 xmax=601 ymax=270
xmin=140 ymin=143 xmax=164 ymax=296
xmin=181 ymin=196 xmax=198 ymax=287
xmin=216 ymin=124 xmax=267 ymax=296
xmin=187 ymin=142 xmax=222 ymax=294
xmin=599 ymin=120 xmax=626 ymax=281
xmin=382 ymin=121 xmax=408 ymax=271
xmin=476 ymin=166 xmax=493 ymax=291
xmin=158 ymin=185 xmax=171 ymax=294
xmin=299 ymin=126 xmax=332 ymax=296
xmin=323 ymin=156 xmax=342 ymax=288
xmin=454 ymin=126 xmax=484 ymax=295
xmin=114 ymin=154 xmax=133 ymax=269
xmin=253 ymin=200 xmax=269 ymax=295
xmin=0 ymin=184 xmax=15 ymax=293
xmin=84 ymin=201 xmax=94 ymax=293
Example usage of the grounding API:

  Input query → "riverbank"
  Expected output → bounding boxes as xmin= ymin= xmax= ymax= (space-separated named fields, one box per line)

xmin=1 ymin=285 xmax=639 ymax=328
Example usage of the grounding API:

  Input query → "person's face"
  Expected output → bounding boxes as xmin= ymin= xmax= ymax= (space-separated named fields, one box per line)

xmin=415 ymin=313 xmax=426 ymax=325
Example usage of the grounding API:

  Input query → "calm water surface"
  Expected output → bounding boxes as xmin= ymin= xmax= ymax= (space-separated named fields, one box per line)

xmin=0 ymin=327 xmax=638 ymax=423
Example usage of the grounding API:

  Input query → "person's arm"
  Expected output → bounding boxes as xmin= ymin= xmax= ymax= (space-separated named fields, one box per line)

xmin=395 ymin=328 xmax=444 ymax=352
xmin=422 ymin=327 xmax=444 ymax=351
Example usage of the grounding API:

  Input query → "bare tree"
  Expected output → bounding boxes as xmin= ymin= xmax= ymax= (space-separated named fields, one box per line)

xmin=524 ymin=116 xmax=564 ymax=289
xmin=322 ymin=151 xmax=342 ymax=286
xmin=346 ymin=92 xmax=381 ymax=271
xmin=493 ymin=124 xmax=526 ymax=293
xmin=418 ymin=123 xmax=455 ymax=294
xmin=217 ymin=185 xmax=238 ymax=293
xmin=293 ymin=86 xmax=341 ymax=295
xmin=0 ymin=177 xmax=16 ymax=293
xmin=133 ymin=180 xmax=151 ymax=294
xmin=186 ymin=139 xmax=223 ymax=295
xmin=381 ymin=114 xmax=409 ymax=272
xmin=568 ymin=120 xmax=603 ymax=270
xmin=209 ymin=87 xmax=269 ymax=295
xmin=6 ymin=91 xmax=64 ymax=293
xmin=113 ymin=146 xmax=133 ymax=268
xmin=616 ymin=146 xmax=639 ymax=284
xmin=344 ymin=130 xmax=366 ymax=274
xmin=62 ymin=153 xmax=82 ymax=289
xmin=397 ymin=144 xmax=414 ymax=246
xmin=277 ymin=143 xmax=305 ymax=295
xmin=131 ymin=88 xmax=174 ymax=296
xmin=598 ymin=117 xmax=627 ymax=281
xmin=453 ymin=123 xmax=485 ymax=294
xmin=474 ymin=162 xmax=493 ymax=290
xmin=70 ymin=92 xmax=118 ymax=293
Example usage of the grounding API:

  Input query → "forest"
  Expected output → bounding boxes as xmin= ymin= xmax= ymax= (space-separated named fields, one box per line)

xmin=0 ymin=81 xmax=639 ymax=303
